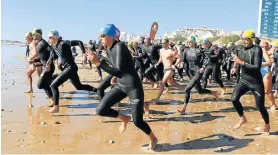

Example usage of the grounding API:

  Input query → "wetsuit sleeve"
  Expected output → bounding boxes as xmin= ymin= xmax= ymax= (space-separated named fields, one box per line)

xmin=70 ymin=40 xmax=86 ymax=54
xmin=242 ymin=47 xmax=262 ymax=70
xmin=209 ymin=49 xmax=218 ymax=59
xmin=202 ymin=50 xmax=210 ymax=68
xmin=182 ymin=49 xmax=187 ymax=62
xmin=99 ymin=43 xmax=125 ymax=77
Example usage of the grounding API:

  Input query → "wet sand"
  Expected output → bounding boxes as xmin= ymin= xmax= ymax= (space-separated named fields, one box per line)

xmin=1 ymin=46 xmax=278 ymax=154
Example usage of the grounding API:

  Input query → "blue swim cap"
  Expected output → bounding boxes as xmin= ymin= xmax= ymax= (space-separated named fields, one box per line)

xmin=203 ymin=39 xmax=211 ymax=45
xmin=100 ymin=24 xmax=116 ymax=37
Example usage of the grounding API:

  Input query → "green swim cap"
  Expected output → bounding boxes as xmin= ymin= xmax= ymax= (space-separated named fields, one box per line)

xmin=32 ymin=28 xmax=42 ymax=36
xmin=162 ymin=38 xmax=169 ymax=44
xmin=190 ymin=36 xmax=196 ymax=43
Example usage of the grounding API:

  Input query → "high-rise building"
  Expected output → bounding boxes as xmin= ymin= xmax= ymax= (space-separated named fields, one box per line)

xmin=258 ymin=0 xmax=278 ymax=38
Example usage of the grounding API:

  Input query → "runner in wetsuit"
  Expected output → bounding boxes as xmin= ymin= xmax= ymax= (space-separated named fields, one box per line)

xmin=28 ymin=28 xmax=55 ymax=105
xmin=45 ymin=30 xmax=97 ymax=113
xmin=178 ymin=37 xmax=219 ymax=114
xmin=86 ymin=24 xmax=158 ymax=150
xmin=202 ymin=39 xmax=226 ymax=94
xmin=132 ymin=41 xmax=145 ymax=81
xmin=175 ymin=41 xmax=185 ymax=81
xmin=223 ymin=42 xmax=237 ymax=81
xmin=231 ymin=30 xmax=270 ymax=135
xmin=143 ymin=37 xmax=162 ymax=88
xmin=88 ymin=40 xmax=103 ymax=80
xmin=24 ymin=32 xmax=43 ymax=93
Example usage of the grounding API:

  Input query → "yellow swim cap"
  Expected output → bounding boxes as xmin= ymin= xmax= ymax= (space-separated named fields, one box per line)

xmin=272 ymin=40 xmax=278 ymax=48
xmin=242 ymin=30 xmax=255 ymax=41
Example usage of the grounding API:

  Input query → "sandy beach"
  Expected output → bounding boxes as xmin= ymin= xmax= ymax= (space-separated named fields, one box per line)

xmin=1 ymin=45 xmax=278 ymax=154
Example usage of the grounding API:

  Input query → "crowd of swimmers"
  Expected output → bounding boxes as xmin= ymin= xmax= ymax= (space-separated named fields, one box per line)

xmin=24 ymin=24 xmax=278 ymax=150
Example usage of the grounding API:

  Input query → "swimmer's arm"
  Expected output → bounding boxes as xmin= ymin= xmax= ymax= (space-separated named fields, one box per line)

xmin=202 ymin=51 xmax=210 ymax=68
xmin=46 ymin=47 xmax=59 ymax=66
xmin=174 ymin=52 xmax=182 ymax=66
xmin=99 ymin=44 xmax=125 ymax=78
xmin=156 ymin=50 xmax=162 ymax=66
xmin=70 ymin=40 xmax=86 ymax=54
xmin=262 ymin=50 xmax=272 ymax=66
xmin=242 ymin=47 xmax=262 ymax=70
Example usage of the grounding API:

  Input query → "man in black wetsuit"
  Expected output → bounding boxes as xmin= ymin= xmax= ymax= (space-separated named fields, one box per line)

xmin=202 ymin=39 xmax=226 ymax=95
xmin=45 ymin=30 xmax=97 ymax=113
xmin=178 ymin=37 xmax=219 ymax=114
xmin=223 ymin=42 xmax=237 ymax=81
xmin=132 ymin=41 xmax=145 ymax=81
xmin=86 ymin=24 xmax=158 ymax=150
xmin=28 ymin=28 xmax=55 ymax=105
xmin=88 ymin=40 xmax=102 ymax=80
xmin=143 ymin=37 xmax=163 ymax=88
xmin=231 ymin=30 xmax=270 ymax=135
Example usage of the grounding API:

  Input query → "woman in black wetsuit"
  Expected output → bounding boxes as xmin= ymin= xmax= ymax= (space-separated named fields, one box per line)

xmin=178 ymin=37 xmax=219 ymax=114
xmin=231 ymin=30 xmax=270 ymax=135
xmin=45 ymin=30 xmax=97 ymax=113
xmin=86 ymin=24 xmax=158 ymax=150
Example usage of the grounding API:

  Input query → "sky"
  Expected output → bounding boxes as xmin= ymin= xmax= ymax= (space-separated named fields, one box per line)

xmin=1 ymin=0 xmax=260 ymax=42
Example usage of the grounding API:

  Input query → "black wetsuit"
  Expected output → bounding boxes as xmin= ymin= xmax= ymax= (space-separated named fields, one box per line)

xmin=176 ymin=45 xmax=185 ymax=79
xmin=96 ymin=40 xmax=151 ymax=135
xmin=182 ymin=47 xmax=190 ymax=78
xmin=202 ymin=46 xmax=225 ymax=88
xmin=26 ymin=44 xmax=30 ymax=57
xmin=143 ymin=44 xmax=163 ymax=82
xmin=183 ymin=48 xmax=212 ymax=104
xmin=231 ymin=45 xmax=269 ymax=124
xmin=48 ymin=40 xmax=97 ymax=105
xmin=34 ymin=39 xmax=55 ymax=98
xmin=133 ymin=46 xmax=145 ymax=81
xmin=222 ymin=47 xmax=235 ymax=81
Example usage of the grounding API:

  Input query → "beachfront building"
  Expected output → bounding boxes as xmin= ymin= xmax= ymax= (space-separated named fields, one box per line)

xmin=230 ymin=31 xmax=243 ymax=36
xmin=119 ymin=32 xmax=141 ymax=42
xmin=163 ymin=27 xmax=225 ymax=41
xmin=258 ymin=0 xmax=278 ymax=38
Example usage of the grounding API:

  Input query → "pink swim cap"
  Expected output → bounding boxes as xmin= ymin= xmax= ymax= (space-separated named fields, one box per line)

xmin=115 ymin=28 xmax=120 ymax=39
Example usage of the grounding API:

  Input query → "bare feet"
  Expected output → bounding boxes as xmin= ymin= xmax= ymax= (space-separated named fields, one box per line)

xmin=153 ymin=83 xmax=159 ymax=89
xmin=119 ymin=116 xmax=131 ymax=134
xmin=177 ymin=108 xmax=186 ymax=115
xmin=152 ymin=98 xmax=159 ymax=103
xmin=262 ymin=124 xmax=270 ymax=136
xmin=163 ymin=87 xmax=170 ymax=94
xmin=144 ymin=104 xmax=150 ymax=116
xmin=270 ymin=105 xmax=277 ymax=111
xmin=47 ymin=100 xmax=54 ymax=107
xmin=147 ymin=136 xmax=158 ymax=150
xmin=221 ymin=88 xmax=226 ymax=95
xmin=233 ymin=116 xmax=247 ymax=129
xmin=47 ymin=105 xmax=59 ymax=113
xmin=211 ymin=91 xmax=219 ymax=101
xmin=24 ymin=90 xmax=33 ymax=93
xmin=274 ymin=92 xmax=278 ymax=98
